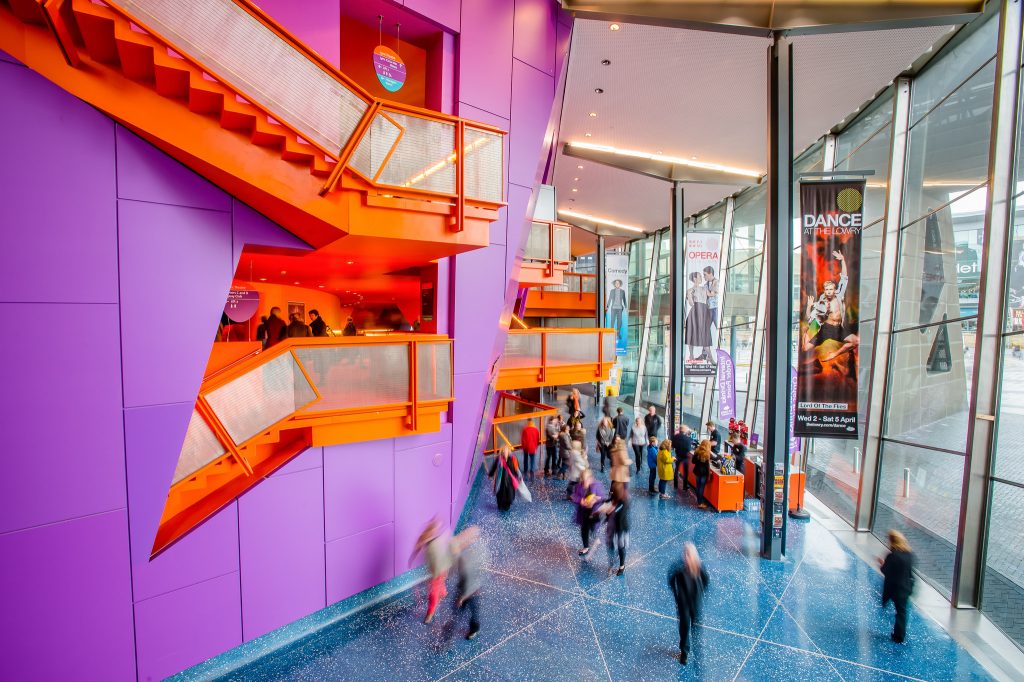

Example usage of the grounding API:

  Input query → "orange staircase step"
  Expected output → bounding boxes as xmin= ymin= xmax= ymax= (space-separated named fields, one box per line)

xmin=113 ymin=30 xmax=155 ymax=82
xmin=73 ymin=5 xmax=119 ymax=64
xmin=188 ymin=76 xmax=225 ymax=115
xmin=251 ymin=117 xmax=287 ymax=148
xmin=153 ymin=50 xmax=190 ymax=98
xmin=8 ymin=0 xmax=46 ymax=24
xmin=219 ymin=96 xmax=259 ymax=132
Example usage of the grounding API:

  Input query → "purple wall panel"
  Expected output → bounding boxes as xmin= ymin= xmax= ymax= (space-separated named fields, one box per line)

xmin=0 ymin=63 xmax=118 ymax=305
xmin=246 ymin=0 xmax=340 ymax=66
xmin=118 ymin=200 xmax=233 ymax=408
xmin=509 ymin=60 xmax=556 ymax=189
xmin=133 ymin=572 xmax=242 ymax=682
xmin=238 ymin=467 xmax=326 ymax=641
xmin=452 ymin=245 xmax=506 ymax=375
xmin=395 ymin=422 xmax=453 ymax=452
xmin=450 ymin=371 xmax=486 ymax=520
xmin=326 ymin=523 xmax=395 ymax=604
xmin=0 ymin=510 xmax=135 ymax=681
xmin=458 ymin=0 xmax=514 ymax=118
xmin=323 ymin=440 xmax=395 ymax=542
xmin=125 ymin=403 xmax=240 ymax=602
xmin=115 ymin=127 xmax=231 ymax=212
xmin=434 ymin=258 xmax=451 ymax=335
xmin=231 ymin=201 xmax=311 ymax=268
xmin=405 ymin=0 xmax=461 ymax=32
xmin=270 ymin=445 xmax=323 ymax=478
xmin=505 ymin=184 xmax=533 ymax=282
xmin=393 ymin=440 xmax=453 ymax=572
xmin=513 ymin=0 xmax=556 ymax=76
xmin=0 ymin=303 xmax=125 ymax=534
xmin=0 ymin=48 xmax=22 ymax=65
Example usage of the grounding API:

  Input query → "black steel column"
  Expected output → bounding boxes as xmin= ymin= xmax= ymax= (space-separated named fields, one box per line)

xmin=669 ymin=182 xmax=685 ymax=434
xmin=596 ymin=234 xmax=606 ymax=329
xmin=762 ymin=34 xmax=794 ymax=561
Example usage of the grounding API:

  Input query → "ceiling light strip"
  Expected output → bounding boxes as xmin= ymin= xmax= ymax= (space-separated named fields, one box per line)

xmin=566 ymin=141 xmax=762 ymax=179
xmin=558 ymin=209 xmax=644 ymax=232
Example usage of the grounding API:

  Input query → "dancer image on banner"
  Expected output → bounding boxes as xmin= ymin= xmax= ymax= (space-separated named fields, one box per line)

xmin=703 ymin=266 xmax=719 ymax=332
xmin=801 ymin=250 xmax=859 ymax=371
xmin=607 ymin=278 xmax=627 ymax=344
xmin=684 ymin=271 xmax=713 ymax=365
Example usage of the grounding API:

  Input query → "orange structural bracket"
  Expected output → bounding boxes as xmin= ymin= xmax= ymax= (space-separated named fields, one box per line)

xmin=41 ymin=0 xmax=79 ymax=66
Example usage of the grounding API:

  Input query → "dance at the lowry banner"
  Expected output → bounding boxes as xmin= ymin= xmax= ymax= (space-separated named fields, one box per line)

xmin=683 ymin=232 xmax=722 ymax=376
xmin=796 ymin=180 xmax=864 ymax=439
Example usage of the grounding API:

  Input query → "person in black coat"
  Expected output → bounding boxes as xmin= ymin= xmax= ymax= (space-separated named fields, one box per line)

xmin=668 ymin=542 xmax=709 ymax=665
xmin=286 ymin=313 xmax=313 ymax=338
xmin=671 ymin=426 xmax=695 ymax=491
xmin=612 ymin=407 xmax=631 ymax=441
xmin=308 ymin=309 xmax=329 ymax=337
xmin=706 ymin=420 xmax=722 ymax=454
xmin=264 ymin=307 xmax=287 ymax=347
xmin=880 ymin=530 xmax=915 ymax=643
xmin=644 ymin=405 xmax=663 ymax=441
xmin=602 ymin=481 xmax=630 ymax=575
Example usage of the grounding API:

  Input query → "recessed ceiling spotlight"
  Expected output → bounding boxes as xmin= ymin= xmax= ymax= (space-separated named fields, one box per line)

xmin=259 ymin=277 xmax=267 ymax=281
xmin=691 ymin=155 xmax=698 ymax=160
xmin=573 ymin=177 xmax=579 ymax=181
xmin=577 ymin=165 xmax=584 ymax=169
xmin=601 ymin=59 xmax=611 ymax=66
xmin=294 ymin=281 xmax=300 ymax=285
xmin=584 ymin=133 xmax=592 ymax=137
xmin=318 ymin=285 xmax=325 ymax=289
xmin=589 ymin=112 xmax=597 ymax=117
xmin=572 ymin=188 xmax=578 ymax=192
xmin=609 ymin=24 xmax=620 ymax=31
xmin=280 ymin=270 xmax=287 ymax=275
xmin=595 ymin=88 xmax=604 ymax=94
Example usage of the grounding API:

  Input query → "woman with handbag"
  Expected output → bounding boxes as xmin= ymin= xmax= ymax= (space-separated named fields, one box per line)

xmin=597 ymin=417 xmax=615 ymax=473
xmin=487 ymin=446 xmax=521 ymax=511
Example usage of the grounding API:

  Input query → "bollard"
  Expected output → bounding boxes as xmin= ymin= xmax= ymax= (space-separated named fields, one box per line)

xmin=902 ymin=467 xmax=911 ymax=498
xmin=854 ymin=446 xmax=861 ymax=474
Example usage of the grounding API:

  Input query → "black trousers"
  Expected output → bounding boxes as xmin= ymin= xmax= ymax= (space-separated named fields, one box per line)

xmin=461 ymin=593 xmax=480 ymax=633
xmin=892 ymin=595 xmax=909 ymax=642
xmin=599 ymin=444 xmax=610 ymax=471
xmin=632 ymin=444 xmax=645 ymax=472
xmin=581 ymin=514 xmax=597 ymax=549
xmin=545 ymin=443 xmax=557 ymax=474
xmin=695 ymin=475 xmax=709 ymax=506
xmin=680 ymin=458 xmax=691 ymax=490
xmin=648 ymin=468 xmax=658 ymax=492
xmin=677 ymin=611 xmax=693 ymax=654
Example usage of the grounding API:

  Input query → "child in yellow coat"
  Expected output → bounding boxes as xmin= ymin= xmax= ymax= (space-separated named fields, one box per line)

xmin=657 ymin=439 xmax=676 ymax=500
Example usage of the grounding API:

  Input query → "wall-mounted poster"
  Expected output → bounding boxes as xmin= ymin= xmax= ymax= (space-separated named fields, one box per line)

xmin=684 ymin=232 xmax=722 ymax=376
xmin=796 ymin=180 xmax=864 ymax=439
xmin=604 ymin=253 xmax=629 ymax=356
xmin=287 ymin=301 xmax=306 ymax=323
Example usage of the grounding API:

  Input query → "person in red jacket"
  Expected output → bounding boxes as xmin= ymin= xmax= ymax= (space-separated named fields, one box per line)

xmin=520 ymin=418 xmax=540 ymax=481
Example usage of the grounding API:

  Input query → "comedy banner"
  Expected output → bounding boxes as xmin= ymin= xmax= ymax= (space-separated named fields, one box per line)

xmin=796 ymin=180 xmax=864 ymax=439
xmin=683 ymin=232 xmax=722 ymax=376
xmin=604 ymin=253 xmax=629 ymax=356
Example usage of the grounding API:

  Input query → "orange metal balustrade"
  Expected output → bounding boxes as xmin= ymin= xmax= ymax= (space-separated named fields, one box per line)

xmin=518 ymin=220 xmax=572 ymax=287
xmin=524 ymin=272 xmax=597 ymax=317
xmin=0 ymin=0 xmax=505 ymax=265
xmin=484 ymin=392 xmax=558 ymax=454
xmin=154 ymin=334 xmax=453 ymax=556
xmin=495 ymin=328 xmax=615 ymax=390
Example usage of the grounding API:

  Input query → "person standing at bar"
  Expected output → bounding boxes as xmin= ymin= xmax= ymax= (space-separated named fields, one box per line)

xmin=879 ymin=530 xmax=915 ymax=644
xmin=706 ymin=420 xmax=722 ymax=455
xmin=692 ymin=440 xmax=712 ymax=509
xmin=521 ymin=418 xmax=540 ymax=482
xmin=668 ymin=542 xmax=709 ymax=665
xmin=672 ymin=425 xmax=695 ymax=492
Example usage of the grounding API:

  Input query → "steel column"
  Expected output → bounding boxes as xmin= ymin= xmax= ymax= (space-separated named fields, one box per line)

xmin=666 ymin=186 xmax=686 ymax=432
xmin=761 ymin=34 xmax=794 ymax=560
xmin=856 ymin=78 xmax=912 ymax=532
xmin=954 ymin=0 xmax=1022 ymax=608
xmin=635 ymin=230 xmax=663 ymax=414
xmin=597 ymin=235 xmax=606 ymax=328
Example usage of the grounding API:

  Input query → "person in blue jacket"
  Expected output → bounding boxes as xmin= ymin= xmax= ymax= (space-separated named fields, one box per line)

xmin=646 ymin=436 xmax=659 ymax=494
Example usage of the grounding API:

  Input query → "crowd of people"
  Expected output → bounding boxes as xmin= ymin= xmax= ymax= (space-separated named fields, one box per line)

xmin=416 ymin=389 xmax=917 ymax=665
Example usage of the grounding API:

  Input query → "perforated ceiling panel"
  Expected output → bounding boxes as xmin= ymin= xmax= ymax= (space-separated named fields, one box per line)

xmin=554 ymin=19 xmax=955 ymax=232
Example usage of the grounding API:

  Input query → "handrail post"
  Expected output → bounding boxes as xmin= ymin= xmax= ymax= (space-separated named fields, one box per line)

xmin=196 ymin=397 xmax=254 ymax=476
xmin=539 ymin=331 xmax=547 ymax=383
xmin=409 ymin=340 xmax=419 ymax=431
xmin=548 ymin=221 xmax=555 ymax=277
xmin=597 ymin=330 xmax=604 ymax=378
xmin=320 ymin=101 xmax=380 ymax=196
xmin=453 ymin=121 xmax=466 ymax=232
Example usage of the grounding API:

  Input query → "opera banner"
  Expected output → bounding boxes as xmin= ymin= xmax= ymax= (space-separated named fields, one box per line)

xmin=683 ymin=232 xmax=722 ymax=376
xmin=716 ymin=349 xmax=736 ymax=420
xmin=604 ymin=253 xmax=629 ymax=356
xmin=796 ymin=180 xmax=864 ymax=439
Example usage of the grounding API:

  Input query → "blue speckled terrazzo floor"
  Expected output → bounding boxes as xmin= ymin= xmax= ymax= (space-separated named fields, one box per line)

xmin=216 ymin=461 xmax=995 ymax=682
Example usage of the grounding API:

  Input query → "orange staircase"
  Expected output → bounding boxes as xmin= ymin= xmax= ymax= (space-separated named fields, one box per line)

xmin=0 ymin=0 xmax=505 ymax=268
xmin=496 ymin=328 xmax=616 ymax=390
xmin=156 ymin=334 xmax=453 ymax=555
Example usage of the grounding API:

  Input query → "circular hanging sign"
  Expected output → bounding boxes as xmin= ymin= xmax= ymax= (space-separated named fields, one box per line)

xmin=373 ymin=45 xmax=406 ymax=92
xmin=224 ymin=289 xmax=260 ymax=323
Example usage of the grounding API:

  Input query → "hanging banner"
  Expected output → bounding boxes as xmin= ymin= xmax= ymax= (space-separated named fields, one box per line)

xmin=373 ymin=45 xmax=406 ymax=92
xmin=684 ymin=232 xmax=722 ymax=376
xmin=604 ymin=253 xmax=629 ymax=356
xmin=796 ymin=180 xmax=864 ymax=439
xmin=716 ymin=349 xmax=735 ymax=420
xmin=790 ymin=367 xmax=801 ymax=453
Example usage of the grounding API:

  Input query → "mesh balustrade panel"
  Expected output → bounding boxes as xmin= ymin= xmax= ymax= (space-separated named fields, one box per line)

xmin=499 ymin=395 xmax=544 ymax=417
xmin=172 ymin=409 xmax=226 ymax=484
xmin=547 ymin=332 xmax=598 ymax=366
xmin=206 ymin=352 xmax=316 ymax=445
xmin=417 ymin=343 xmax=452 ymax=402
xmin=603 ymin=332 xmax=615 ymax=363
xmin=294 ymin=345 xmax=409 ymax=411
xmin=582 ymin=276 xmax=597 ymax=293
xmin=376 ymin=112 xmax=456 ymax=194
xmin=113 ymin=0 xmax=367 ymax=153
xmin=552 ymin=225 xmax=571 ymax=262
xmin=495 ymin=421 xmax=526 ymax=451
xmin=524 ymin=223 xmax=550 ymax=260
xmin=350 ymin=112 xmax=402 ymax=181
xmin=463 ymin=127 xmax=503 ymax=203
xmin=502 ymin=333 xmax=542 ymax=368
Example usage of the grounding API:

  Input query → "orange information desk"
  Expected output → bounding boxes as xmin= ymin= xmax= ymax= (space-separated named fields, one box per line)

xmin=685 ymin=466 xmax=744 ymax=512
xmin=743 ymin=459 xmax=807 ymax=511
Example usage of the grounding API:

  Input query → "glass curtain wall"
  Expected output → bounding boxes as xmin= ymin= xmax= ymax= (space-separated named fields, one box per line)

xmin=873 ymin=14 xmax=997 ymax=597
xmin=642 ymin=232 xmax=672 ymax=409
xmin=618 ymin=237 xmax=656 ymax=408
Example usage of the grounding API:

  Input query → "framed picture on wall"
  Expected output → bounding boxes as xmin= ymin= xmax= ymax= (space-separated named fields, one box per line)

xmin=287 ymin=301 xmax=305 ymax=322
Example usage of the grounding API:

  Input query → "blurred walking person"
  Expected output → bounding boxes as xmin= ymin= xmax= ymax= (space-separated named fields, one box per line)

xmin=410 ymin=517 xmax=451 ymax=624
xmin=609 ymin=436 xmax=633 ymax=489
xmin=668 ymin=542 xmax=709 ymax=665
xmin=453 ymin=526 xmax=487 ymax=640
xmin=880 ymin=530 xmax=915 ymax=643
xmin=557 ymin=423 xmax=573 ymax=481
xmin=597 ymin=417 xmax=615 ymax=473
xmin=602 ymin=481 xmax=630 ymax=576
xmin=573 ymin=467 xmax=604 ymax=557
xmin=487 ymin=447 xmax=521 ymax=512
xmin=566 ymin=439 xmax=588 ymax=500
xmin=630 ymin=417 xmax=648 ymax=474
xmin=544 ymin=415 xmax=561 ymax=477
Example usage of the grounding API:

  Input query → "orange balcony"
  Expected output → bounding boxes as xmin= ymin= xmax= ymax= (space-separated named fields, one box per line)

xmin=524 ymin=273 xmax=597 ymax=317
xmin=0 ymin=0 xmax=504 ymax=268
xmin=485 ymin=392 xmax=559 ymax=454
xmin=518 ymin=220 xmax=572 ymax=287
xmin=496 ymin=328 xmax=615 ymax=390
xmin=154 ymin=334 xmax=452 ymax=556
